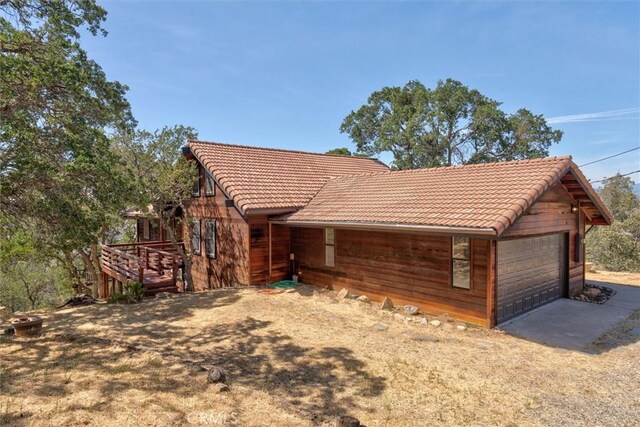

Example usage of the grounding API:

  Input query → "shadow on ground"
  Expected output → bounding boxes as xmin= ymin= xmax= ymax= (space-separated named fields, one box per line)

xmin=1 ymin=289 xmax=387 ymax=423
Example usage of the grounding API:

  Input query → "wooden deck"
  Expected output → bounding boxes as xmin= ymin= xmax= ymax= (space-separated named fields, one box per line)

xmin=101 ymin=241 xmax=184 ymax=297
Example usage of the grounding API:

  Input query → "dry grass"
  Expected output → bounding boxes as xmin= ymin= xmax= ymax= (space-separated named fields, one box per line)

xmin=1 ymin=286 xmax=639 ymax=426
xmin=586 ymin=270 xmax=640 ymax=287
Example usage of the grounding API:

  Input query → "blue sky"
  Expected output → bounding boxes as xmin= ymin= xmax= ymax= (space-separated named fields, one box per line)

xmin=86 ymin=0 xmax=639 ymax=183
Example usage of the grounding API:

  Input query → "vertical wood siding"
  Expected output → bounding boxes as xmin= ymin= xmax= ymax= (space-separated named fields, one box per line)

xmin=291 ymin=227 xmax=491 ymax=326
xmin=248 ymin=217 xmax=290 ymax=285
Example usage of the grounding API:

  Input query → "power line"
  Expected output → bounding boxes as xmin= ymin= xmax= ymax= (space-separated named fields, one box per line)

xmin=589 ymin=169 xmax=640 ymax=184
xmin=579 ymin=146 xmax=640 ymax=167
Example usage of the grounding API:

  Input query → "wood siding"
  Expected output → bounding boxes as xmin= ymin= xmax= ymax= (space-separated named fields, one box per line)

xmin=502 ymin=182 xmax=584 ymax=297
xmin=186 ymin=175 xmax=250 ymax=290
xmin=248 ymin=216 xmax=290 ymax=285
xmin=291 ymin=227 xmax=492 ymax=326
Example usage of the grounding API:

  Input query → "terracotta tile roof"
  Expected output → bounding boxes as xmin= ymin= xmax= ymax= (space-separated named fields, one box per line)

xmin=276 ymin=156 xmax=612 ymax=236
xmin=187 ymin=140 xmax=389 ymax=212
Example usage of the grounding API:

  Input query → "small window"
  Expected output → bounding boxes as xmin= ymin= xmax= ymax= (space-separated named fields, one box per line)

xmin=192 ymin=165 xmax=201 ymax=197
xmin=205 ymin=220 xmax=216 ymax=259
xmin=452 ymin=236 xmax=471 ymax=289
xmin=191 ymin=220 xmax=201 ymax=255
xmin=204 ymin=172 xmax=216 ymax=196
xmin=325 ymin=228 xmax=335 ymax=267
xmin=142 ymin=218 xmax=150 ymax=240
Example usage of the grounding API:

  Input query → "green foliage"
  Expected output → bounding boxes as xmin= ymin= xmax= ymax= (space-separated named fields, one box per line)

xmin=597 ymin=174 xmax=638 ymax=222
xmin=325 ymin=147 xmax=352 ymax=156
xmin=586 ymin=174 xmax=640 ymax=272
xmin=340 ymin=79 xmax=563 ymax=169
xmin=107 ymin=281 xmax=145 ymax=304
xmin=0 ymin=230 xmax=73 ymax=311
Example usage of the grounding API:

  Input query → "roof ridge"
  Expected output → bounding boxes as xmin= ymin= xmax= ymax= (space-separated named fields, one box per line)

xmin=325 ymin=155 xmax=573 ymax=180
xmin=188 ymin=139 xmax=386 ymax=165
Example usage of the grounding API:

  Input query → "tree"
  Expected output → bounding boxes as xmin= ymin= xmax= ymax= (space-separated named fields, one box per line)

xmin=0 ymin=1 xmax=136 ymax=296
xmin=325 ymin=147 xmax=352 ymax=156
xmin=597 ymin=173 xmax=638 ymax=222
xmin=340 ymin=79 xmax=563 ymax=169
xmin=586 ymin=174 xmax=640 ymax=272
xmin=114 ymin=126 xmax=199 ymax=290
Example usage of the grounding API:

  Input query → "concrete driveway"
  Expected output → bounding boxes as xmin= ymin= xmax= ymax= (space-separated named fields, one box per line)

xmin=500 ymin=281 xmax=640 ymax=351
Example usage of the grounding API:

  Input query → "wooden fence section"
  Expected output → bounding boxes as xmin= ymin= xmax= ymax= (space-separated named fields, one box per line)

xmin=101 ymin=241 xmax=184 ymax=297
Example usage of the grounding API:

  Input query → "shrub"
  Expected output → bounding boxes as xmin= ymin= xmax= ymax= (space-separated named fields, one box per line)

xmin=107 ymin=281 xmax=145 ymax=304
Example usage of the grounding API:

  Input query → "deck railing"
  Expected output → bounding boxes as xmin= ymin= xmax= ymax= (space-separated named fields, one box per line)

xmin=101 ymin=241 xmax=184 ymax=297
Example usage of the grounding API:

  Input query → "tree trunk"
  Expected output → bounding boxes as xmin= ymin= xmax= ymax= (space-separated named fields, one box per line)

xmin=160 ymin=206 xmax=193 ymax=292
xmin=78 ymin=248 xmax=103 ymax=298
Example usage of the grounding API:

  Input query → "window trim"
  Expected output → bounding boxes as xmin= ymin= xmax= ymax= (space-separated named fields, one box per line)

xmin=451 ymin=236 xmax=472 ymax=290
xmin=204 ymin=219 xmax=217 ymax=259
xmin=324 ymin=228 xmax=335 ymax=267
xmin=204 ymin=172 xmax=216 ymax=197
xmin=191 ymin=219 xmax=201 ymax=255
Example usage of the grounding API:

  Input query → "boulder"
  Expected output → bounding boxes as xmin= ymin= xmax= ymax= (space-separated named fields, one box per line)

xmin=380 ymin=297 xmax=393 ymax=310
xmin=207 ymin=366 xmax=226 ymax=384
xmin=356 ymin=295 xmax=370 ymax=303
xmin=429 ymin=320 xmax=441 ymax=327
xmin=403 ymin=305 xmax=419 ymax=316
xmin=337 ymin=288 xmax=349 ymax=300
xmin=213 ymin=382 xmax=230 ymax=393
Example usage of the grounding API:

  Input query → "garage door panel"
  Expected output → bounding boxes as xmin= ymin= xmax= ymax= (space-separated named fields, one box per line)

xmin=497 ymin=234 xmax=564 ymax=323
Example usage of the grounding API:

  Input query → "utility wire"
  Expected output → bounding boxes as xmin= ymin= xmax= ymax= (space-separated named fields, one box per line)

xmin=579 ymin=146 xmax=640 ymax=167
xmin=589 ymin=169 xmax=640 ymax=184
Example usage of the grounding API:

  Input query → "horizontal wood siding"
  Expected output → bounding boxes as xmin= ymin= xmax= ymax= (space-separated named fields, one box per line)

xmin=291 ymin=227 xmax=491 ymax=326
xmin=503 ymin=183 xmax=584 ymax=297
xmin=186 ymin=178 xmax=250 ymax=290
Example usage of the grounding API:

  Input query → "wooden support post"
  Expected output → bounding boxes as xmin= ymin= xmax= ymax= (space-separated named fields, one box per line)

xmin=486 ymin=240 xmax=497 ymax=328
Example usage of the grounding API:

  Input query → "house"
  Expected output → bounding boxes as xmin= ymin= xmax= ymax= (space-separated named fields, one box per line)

xmin=182 ymin=140 xmax=613 ymax=327
xmin=105 ymin=140 xmax=612 ymax=327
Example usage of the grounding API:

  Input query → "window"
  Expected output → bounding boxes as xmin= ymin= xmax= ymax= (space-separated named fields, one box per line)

xmin=191 ymin=220 xmax=201 ymax=255
xmin=192 ymin=165 xmax=201 ymax=197
xmin=142 ymin=218 xmax=150 ymax=240
xmin=325 ymin=228 xmax=335 ymax=267
xmin=205 ymin=220 xmax=216 ymax=259
xmin=204 ymin=172 xmax=216 ymax=196
xmin=451 ymin=236 xmax=471 ymax=289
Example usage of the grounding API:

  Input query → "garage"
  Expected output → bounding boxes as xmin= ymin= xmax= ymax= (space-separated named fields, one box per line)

xmin=497 ymin=234 xmax=566 ymax=324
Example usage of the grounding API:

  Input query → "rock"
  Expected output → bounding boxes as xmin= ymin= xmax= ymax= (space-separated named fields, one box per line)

xmin=429 ymin=320 xmax=441 ymax=327
xmin=207 ymin=366 xmax=226 ymax=384
xmin=155 ymin=292 xmax=172 ymax=299
xmin=410 ymin=333 xmax=439 ymax=342
xmin=393 ymin=313 xmax=405 ymax=322
xmin=380 ymin=297 xmax=393 ymax=310
xmin=456 ymin=324 xmax=467 ymax=331
xmin=312 ymin=290 xmax=320 ymax=297
xmin=403 ymin=305 xmax=419 ymax=316
xmin=213 ymin=382 xmax=230 ymax=393
xmin=356 ymin=295 xmax=370 ymax=303
xmin=586 ymin=287 xmax=601 ymax=297
xmin=419 ymin=318 xmax=429 ymax=325
xmin=0 ymin=306 xmax=12 ymax=320
xmin=337 ymin=288 xmax=349 ymax=300
xmin=335 ymin=415 xmax=361 ymax=427
xmin=371 ymin=323 xmax=388 ymax=331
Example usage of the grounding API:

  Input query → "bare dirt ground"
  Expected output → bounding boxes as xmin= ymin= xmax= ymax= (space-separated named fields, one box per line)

xmin=1 ymin=285 xmax=639 ymax=427
xmin=587 ymin=270 xmax=640 ymax=287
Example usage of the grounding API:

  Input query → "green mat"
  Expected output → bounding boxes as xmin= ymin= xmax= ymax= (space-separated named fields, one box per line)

xmin=270 ymin=280 xmax=300 ymax=289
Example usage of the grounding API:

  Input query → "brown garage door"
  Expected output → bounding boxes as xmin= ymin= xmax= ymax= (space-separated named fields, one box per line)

xmin=497 ymin=234 xmax=565 ymax=324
